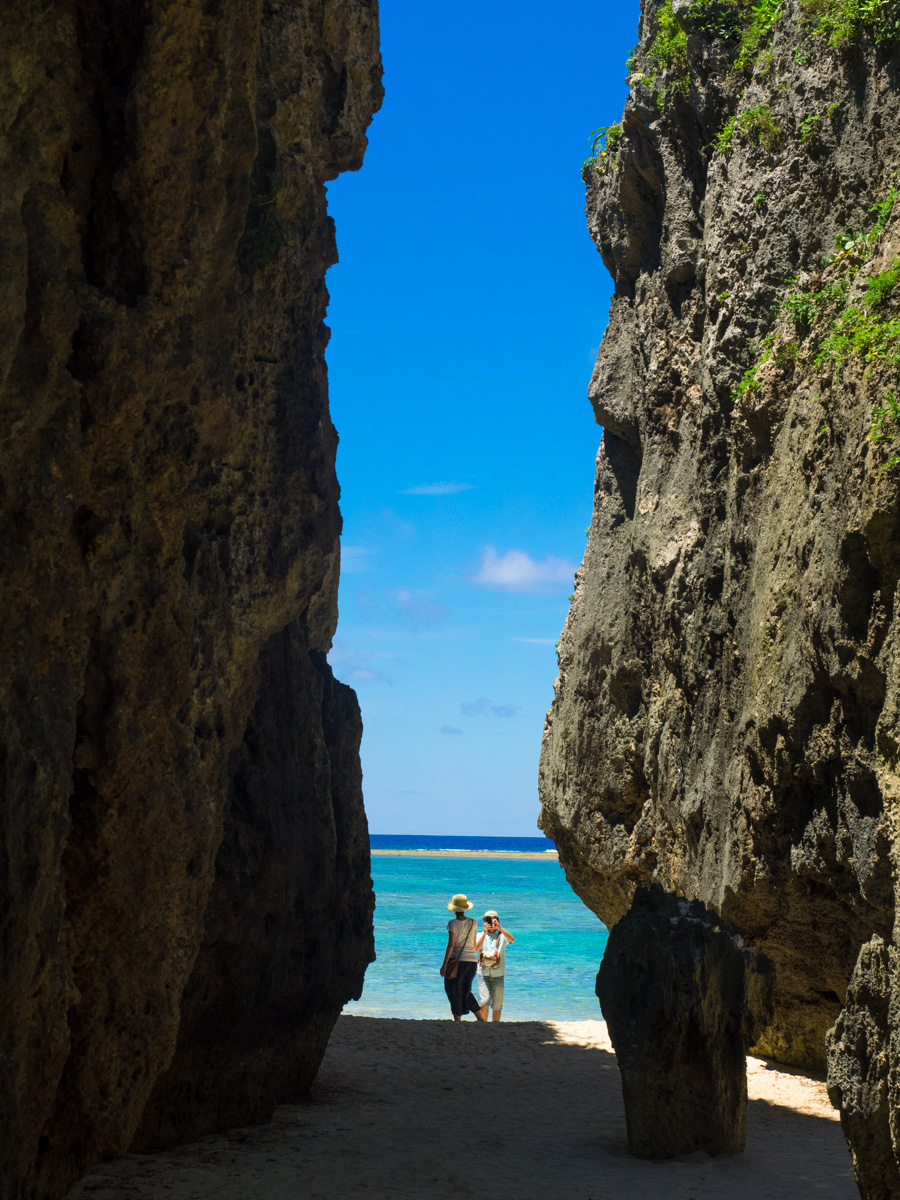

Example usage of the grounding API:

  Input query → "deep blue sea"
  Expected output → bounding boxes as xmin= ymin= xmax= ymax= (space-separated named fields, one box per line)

xmin=346 ymin=835 xmax=608 ymax=1021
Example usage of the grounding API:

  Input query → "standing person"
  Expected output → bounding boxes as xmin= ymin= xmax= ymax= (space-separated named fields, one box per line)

xmin=440 ymin=894 xmax=486 ymax=1022
xmin=475 ymin=909 xmax=514 ymax=1022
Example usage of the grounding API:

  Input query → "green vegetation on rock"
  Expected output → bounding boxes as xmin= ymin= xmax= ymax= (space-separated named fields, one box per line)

xmin=716 ymin=102 xmax=781 ymax=153
xmin=732 ymin=188 xmax=900 ymax=470
xmin=870 ymin=390 xmax=900 ymax=467
xmin=802 ymin=0 xmax=900 ymax=47
xmin=582 ymin=123 xmax=624 ymax=174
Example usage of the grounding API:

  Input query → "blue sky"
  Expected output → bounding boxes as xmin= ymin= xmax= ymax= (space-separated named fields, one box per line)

xmin=325 ymin=0 xmax=639 ymax=836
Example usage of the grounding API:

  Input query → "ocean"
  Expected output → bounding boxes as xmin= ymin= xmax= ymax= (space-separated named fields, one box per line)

xmin=345 ymin=835 xmax=609 ymax=1021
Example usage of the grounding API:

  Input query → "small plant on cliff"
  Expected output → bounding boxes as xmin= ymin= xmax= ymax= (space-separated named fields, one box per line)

xmin=870 ymin=391 xmax=900 ymax=467
xmin=802 ymin=0 xmax=900 ymax=46
xmin=815 ymin=303 xmax=900 ymax=367
xmin=716 ymin=115 xmax=738 ymax=154
xmin=782 ymin=287 xmax=821 ymax=332
xmin=692 ymin=0 xmax=745 ymax=41
xmin=716 ymin=103 xmax=781 ymax=154
xmin=800 ymin=113 xmax=822 ymax=141
xmin=732 ymin=344 xmax=769 ymax=398
xmin=240 ymin=171 xmax=288 ymax=272
xmin=583 ymin=124 xmax=623 ymax=174
xmin=740 ymin=103 xmax=782 ymax=148
xmin=735 ymin=0 xmax=783 ymax=66
xmin=649 ymin=0 xmax=689 ymax=70
xmin=864 ymin=259 xmax=900 ymax=309
xmin=646 ymin=0 xmax=691 ymax=107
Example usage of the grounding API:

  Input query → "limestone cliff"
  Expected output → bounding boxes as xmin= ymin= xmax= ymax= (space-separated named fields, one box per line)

xmin=0 ymin=3 xmax=381 ymax=1198
xmin=539 ymin=0 xmax=900 ymax=1077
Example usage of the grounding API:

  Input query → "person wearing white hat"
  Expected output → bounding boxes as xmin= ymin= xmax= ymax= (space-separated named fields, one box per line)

xmin=475 ymin=909 xmax=515 ymax=1021
xmin=440 ymin=894 xmax=486 ymax=1021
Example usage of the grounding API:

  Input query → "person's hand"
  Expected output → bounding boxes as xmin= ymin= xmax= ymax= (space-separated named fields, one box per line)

xmin=439 ymin=965 xmax=446 ymax=976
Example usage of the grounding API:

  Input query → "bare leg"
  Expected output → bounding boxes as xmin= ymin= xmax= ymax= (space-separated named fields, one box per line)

xmin=475 ymin=1008 xmax=487 ymax=1022
xmin=453 ymin=1015 xmax=461 ymax=1022
xmin=492 ymin=1009 xmax=502 ymax=1022
xmin=479 ymin=1005 xmax=489 ymax=1021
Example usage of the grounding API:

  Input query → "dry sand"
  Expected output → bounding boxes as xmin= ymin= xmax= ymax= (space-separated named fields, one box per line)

xmin=69 ymin=1016 xmax=856 ymax=1200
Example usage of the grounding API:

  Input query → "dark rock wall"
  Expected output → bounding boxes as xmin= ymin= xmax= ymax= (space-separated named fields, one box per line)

xmin=596 ymin=885 xmax=774 ymax=1158
xmin=826 ymin=935 xmax=900 ymax=1198
xmin=0 ymin=3 xmax=381 ymax=1199
xmin=539 ymin=0 xmax=900 ymax=1073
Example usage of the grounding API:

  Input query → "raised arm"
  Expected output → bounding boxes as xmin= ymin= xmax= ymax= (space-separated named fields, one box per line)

xmin=498 ymin=923 xmax=514 ymax=944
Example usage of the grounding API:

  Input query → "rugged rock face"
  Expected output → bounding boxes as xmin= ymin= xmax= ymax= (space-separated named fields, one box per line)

xmin=826 ymin=935 xmax=900 ymax=1198
xmin=596 ymin=884 xmax=774 ymax=1158
xmin=0 ymin=3 xmax=381 ymax=1198
xmin=539 ymin=0 xmax=900 ymax=1074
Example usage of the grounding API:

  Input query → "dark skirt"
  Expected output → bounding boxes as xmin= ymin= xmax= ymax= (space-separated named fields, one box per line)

xmin=444 ymin=959 xmax=481 ymax=1017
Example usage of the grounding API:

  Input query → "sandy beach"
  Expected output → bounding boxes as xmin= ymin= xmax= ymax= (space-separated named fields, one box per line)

xmin=68 ymin=1016 xmax=855 ymax=1200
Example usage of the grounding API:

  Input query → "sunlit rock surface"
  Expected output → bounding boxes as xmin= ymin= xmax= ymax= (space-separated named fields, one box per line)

xmin=0 ymin=3 xmax=381 ymax=1197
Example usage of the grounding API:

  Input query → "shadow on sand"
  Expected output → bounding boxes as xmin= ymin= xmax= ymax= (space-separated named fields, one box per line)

xmin=68 ymin=1017 xmax=856 ymax=1200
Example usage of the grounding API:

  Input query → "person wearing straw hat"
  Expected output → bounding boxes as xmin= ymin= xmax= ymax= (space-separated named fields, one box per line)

xmin=440 ymin=894 xmax=486 ymax=1021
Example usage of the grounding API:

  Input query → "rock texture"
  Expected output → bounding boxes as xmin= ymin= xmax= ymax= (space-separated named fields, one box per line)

xmin=826 ymin=935 xmax=900 ymax=1199
xmin=0 ymin=3 xmax=381 ymax=1199
xmin=539 ymin=0 xmax=900 ymax=1075
xmin=597 ymin=884 xmax=774 ymax=1158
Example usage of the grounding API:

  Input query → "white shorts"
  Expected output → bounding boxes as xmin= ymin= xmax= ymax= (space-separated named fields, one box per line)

xmin=476 ymin=972 xmax=505 ymax=1011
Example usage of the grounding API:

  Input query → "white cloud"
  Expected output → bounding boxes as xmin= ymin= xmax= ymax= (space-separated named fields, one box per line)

xmin=385 ymin=588 xmax=448 ymax=624
xmin=401 ymin=482 xmax=477 ymax=496
xmin=460 ymin=697 xmax=519 ymax=719
xmin=512 ymin=637 xmax=557 ymax=645
xmin=341 ymin=544 xmax=374 ymax=573
xmin=350 ymin=667 xmax=387 ymax=684
xmin=327 ymin=642 xmax=392 ymax=685
xmin=473 ymin=546 xmax=575 ymax=592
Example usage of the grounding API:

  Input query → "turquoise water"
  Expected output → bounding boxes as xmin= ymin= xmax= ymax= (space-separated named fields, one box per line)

xmin=369 ymin=834 xmax=558 ymax=853
xmin=345 ymin=850 xmax=609 ymax=1021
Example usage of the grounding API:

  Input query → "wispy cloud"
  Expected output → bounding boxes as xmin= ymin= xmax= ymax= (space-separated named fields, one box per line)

xmin=512 ymin=637 xmax=557 ymax=646
xmin=328 ymin=642 xmax=392 ymax=685
xmin=460 ymin=697 xmax=519 ymax=719
xmin=439 ymin=725 xmax=464 ymax=736
xmin=386 ymin=588 xmax=448 ymax=624
xmin=350 ymin=667 xmax=388 ymax=683
xmin=473 ymin=546 xmax=575 ymax=592
xmin=341 ymin=544 xmax=375 ymax=574
xmin=401 ymin=482 xmax=477 ymax=496
xmin=380 ymin=508 xmax=416 ymax=539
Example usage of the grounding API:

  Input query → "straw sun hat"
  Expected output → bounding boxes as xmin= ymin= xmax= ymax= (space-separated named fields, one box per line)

xmin=447 ymin=893 xmax=474 ymax=911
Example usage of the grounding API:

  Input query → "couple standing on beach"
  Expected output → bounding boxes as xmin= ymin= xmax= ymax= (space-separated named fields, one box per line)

xmin=440 ymin=894 xmax=515 ymax=1022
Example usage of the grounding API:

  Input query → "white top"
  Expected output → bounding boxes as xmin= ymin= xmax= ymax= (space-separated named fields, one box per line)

xmin=447 ymin=917 xmax=478 ymax=962
xmin=478 ymin=929 xmax=508 ymax=977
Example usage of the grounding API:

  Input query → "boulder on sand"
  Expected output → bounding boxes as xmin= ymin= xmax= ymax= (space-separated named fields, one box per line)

xmin=597 ymin=884 xmax=774 ymax=1158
